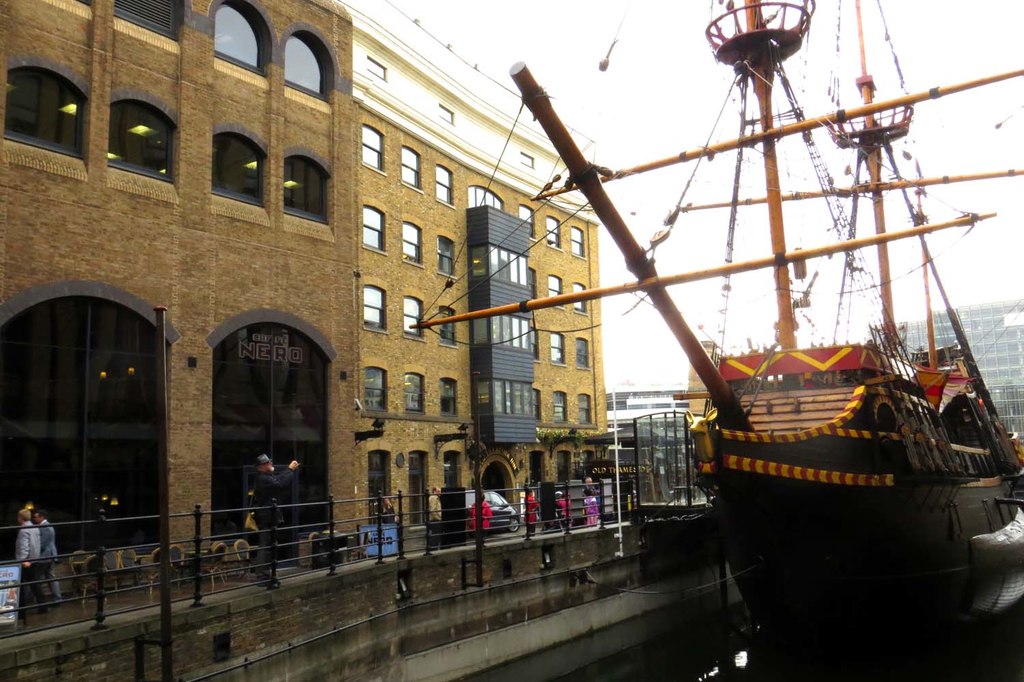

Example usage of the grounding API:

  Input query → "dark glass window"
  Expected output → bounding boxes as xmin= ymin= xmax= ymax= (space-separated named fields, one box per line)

xmin=578 ymin=394 xmax=592 ymax=423
xmin=283 ymin=156 xmax=327 ymax=220
xmin=214 ymin=3 xmax=262 ymax=70
xmin=576 ymin=338 xmax=590 ymax=368
xmin=404 ymin=373 xmax=424 ymax=413
xmin=404 ymin=298 xmax=422 ymax=337
xmin=0 ymin=298 xmax=157 ymax=548
xmin=401 ymin=147 xmax=421 ymax=188
xmin=532 ymin=388 xmax=541 ymax=419
xmin=4 ymin=68 xmax=83 ymax=154
xmin=444 ymin=452 xmax=460 ymax=488
xmin=437 ymin=237 xmax=454 ymax=275
xmin=108 ymin=100 xmax=173 ymax=178
xmin=211 ymin=323 xmax=328 ymax=538
xmin=364 ymin=368 xmax=386 ymax=410
xmin=212 ymin=133 xmax=262 ymax=201
xmin=440 ymin=378 xmax=457 ymax=415
xmin=362 ymin=126 xmax=383 ymax=170
xmin=402 ymin=223 xmax=421 ymax=264
xmin=364 ymin=286 xmax=385 ymax=329
xmin=468 ymin=186 xmax=503 ymax=210
xmin=368 ymin=450 xmax=389 ymax=498
xmin=363 ymin=206 xmax=384 ymax=249
xmin=439 ymin=307 xmax=456 ymax=346
xmin=435 ymin=165 xmax=453 ymax=204
xmin=284 ymin=35 xmax=323 ymax=94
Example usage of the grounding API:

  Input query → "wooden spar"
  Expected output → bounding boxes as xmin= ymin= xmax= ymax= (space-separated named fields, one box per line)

xmin=918 ymin=189 xmax=937 ymax=369
xmin=417 ymin=212 xmax=992 ymax=328
xmin=678 ymin=169 xmax=1024 ymax=213
xmin=533 ymin=68 xmax=1024 ymax=199
xmin=508 ymin=62 xmax=751 ymax=430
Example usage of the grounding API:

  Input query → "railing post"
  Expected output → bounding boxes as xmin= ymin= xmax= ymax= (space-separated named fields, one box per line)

xmin=524 ymin=484 xmax=533 ymax=540
xmin=562 ymin=481 xmax=571 ymax=535
xmin=396 ymin=490 xmax=405 ymax=560
xmin=423 ymin=487 xmax=433 ymax=557
xmin=191 ymin=504 xmax=204 ymax=607
xmin=599 ymin=486 xmax=607 ymax=530
xmin=375 ymin=491 xmax=385 ymax=565
xmin=93 ymin=543 xmax=108 ymax=630
xmin=327 ymin=495 xmax=337 ymax=575
xmin=267 ymin=499 xmax=280 ymax=589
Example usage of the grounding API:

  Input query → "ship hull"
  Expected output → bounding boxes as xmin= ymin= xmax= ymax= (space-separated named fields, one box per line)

xmin=714 ymin=432 xmax=1021 ymax=647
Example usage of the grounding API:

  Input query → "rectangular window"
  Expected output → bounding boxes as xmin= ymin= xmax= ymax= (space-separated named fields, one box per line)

xmin=363 ymin=287 xmax=385 ymax=329
xmin=439 ymin=104 xmax=455 ymax=124
xmin=550 ymin=333 xmax=565 ymax=364
xmin=572 ymin=283 xmax=587 ymax=313
xmin=520 ymin=151 xmax=534 ymax=169
xmin=519 ymin=204 xmax=535 ymax=239
xmin=364 ymin=368 xmax=386 ymax=410
xmin=404 ymin=373 xmax=424 ymax=412
xmin=402 ymin=223 xmax=422 ymax=264
xmin=548 ymin=275 xmax=562 ymax=298
xmin=553 ymin=392 xmax=567 ymax=422
xmin=367 ymin=56 xmax=387 ymax=81
xmin=440 ymin=379 xmax=457 ymax=415
xmin=545 ymin=216 xmax=561 ymax=248
xmin=363 ymin=206 xmax=384 ymax=250
xmin=576 ymin=338 xmax=590 ymax=368
xmin=439 ymin=308 xmax=456 ymax=346
xmin=578 ymin=394 xmax=591 ymax=423
xmin=362 ymin=126 xmax=383 ymax=170
xmin=404 ymin=298 xmax=423 ymax=337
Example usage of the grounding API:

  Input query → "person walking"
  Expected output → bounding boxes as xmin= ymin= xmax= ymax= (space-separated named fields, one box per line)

xmin=251 ymin=453 xmax=299 ymax=581
xmin=427 ymin=487 xmax=442 ymax=549
xmin=32 ymin=509 xmax=61 ymax=603
xmin=14 ymin=509 xmax=47 ymax=620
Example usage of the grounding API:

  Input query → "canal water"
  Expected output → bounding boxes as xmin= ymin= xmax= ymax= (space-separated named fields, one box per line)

xmin=482 ymin=600 xmax=1024 ymax=681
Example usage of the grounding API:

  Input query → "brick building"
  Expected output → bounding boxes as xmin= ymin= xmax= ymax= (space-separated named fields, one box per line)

xmin=0 ymin=0 xmax=603 ymax=546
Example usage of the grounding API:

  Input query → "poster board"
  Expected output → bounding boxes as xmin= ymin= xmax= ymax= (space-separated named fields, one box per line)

xmin=0 ymin=565 xmax=21 ymax=628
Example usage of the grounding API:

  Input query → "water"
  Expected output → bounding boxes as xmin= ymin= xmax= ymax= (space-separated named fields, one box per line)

xmin=543 ymin=603 xmax=1024 ymax=682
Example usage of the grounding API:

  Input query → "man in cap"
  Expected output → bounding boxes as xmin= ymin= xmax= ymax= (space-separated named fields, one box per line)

xmin=251 ymin=454 xmax=299 ymax=581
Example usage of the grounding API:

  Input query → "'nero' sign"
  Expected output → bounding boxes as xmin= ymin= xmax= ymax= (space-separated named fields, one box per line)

xmin=239 ymin=332 xmax=304 ymax=364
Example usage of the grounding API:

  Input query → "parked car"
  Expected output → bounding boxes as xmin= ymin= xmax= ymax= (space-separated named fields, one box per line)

xmin=466 ymin=490 xmax=521 ymax=533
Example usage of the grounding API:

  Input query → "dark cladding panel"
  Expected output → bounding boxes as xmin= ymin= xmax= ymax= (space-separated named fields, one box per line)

xmin=480 ymin=413 xmax=538 ymax=445
xmin=466 ymin=205 xmax=530 ymax=254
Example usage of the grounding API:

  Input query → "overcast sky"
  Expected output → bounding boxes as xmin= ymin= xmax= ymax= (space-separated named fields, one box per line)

xmin=383 ymin=1 xmax=1024 ymax=389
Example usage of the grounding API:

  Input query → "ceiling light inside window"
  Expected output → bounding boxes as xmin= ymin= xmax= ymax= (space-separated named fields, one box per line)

xmin=107 ymin=152 xmax=121 ymax=160
xmin=59 ymin=103 xmax=77 ymax=115
xmin=283 ymin=180 xmax=300 ymax=188
xmin=128 ymin=124 xmax=156 ymax=137
xmin=244 ymin=160 xmax=258 ymax=170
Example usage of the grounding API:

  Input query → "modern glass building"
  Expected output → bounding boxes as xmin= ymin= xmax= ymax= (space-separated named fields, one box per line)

xmin=904 ymin=299 xmax=1024 ymax=434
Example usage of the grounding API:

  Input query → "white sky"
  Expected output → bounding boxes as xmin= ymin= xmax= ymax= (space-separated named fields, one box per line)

xmin=383 ymin=1 xmax=1024 ymax=389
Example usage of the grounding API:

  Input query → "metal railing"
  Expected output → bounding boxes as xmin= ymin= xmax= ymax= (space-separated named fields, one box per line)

xmin=0 ymin=483 xmax=636 ymax=637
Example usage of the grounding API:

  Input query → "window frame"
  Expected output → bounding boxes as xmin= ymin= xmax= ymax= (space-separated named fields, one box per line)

xmin=438 ymin=103 xmax=455 ymax=124
xmin=4 ymin=68 xmax=85 ymax=156
xmin=576 ymin=338 xmax=590 ymax=369
xmin=284 ymin=34 xmax=326 ymax=97
xmin=437 ymin=236 xmax=455 ymax=275
xmin=404 ymin=373 xmax=425 ymax=413
xmin=547 ymin=275 xmax=562 ymax=299
xmin=577 ymin=394 xmax=592 ymax=424
xmin=435 ymin=165 xmax=453 ymax=204
xmin=362 ymin=206 xmax=384 ymax=250
xmin=283 ymin=155 xmax=328 ymax=221
xmin=468 ymin=186 xmax=504 ymax=210
xmin=440 ymin=378 xmax=458 ymax=416
xmin=364 ymin=367 xmax=387 ymax=411
xmin=211 ymin=132 xmax=264 ymax=204
xmin=439 ymin=307 xmax=457 ymax=346
xmin=366 ymin=56 xmax=388 ymax=81
xmin=403 ymin=297 xmax=423 ymax=338
xmin=519 ymin=204 xmax=535 ymax=239
xmin=362 ymin=125 xmax=384 ymax=170
xmin=550 ymin=333 xmax=565 ymax=365
xmin=401 ymin=146 xmax=421 ymax=189
xmin=107 ymin=99 xmax=174 ymax=180
xmin=545 ymin=216 xmax=561 ymax=248
xmin=363 ymin=286 xmax=386 ymax=330
xmin=570 ymin=226 xmax=586 ymax=257
xmin=402 ymin=223 xmax=422 ymax=265
xmin=552 ymin=392 xmax=567 ymax=422
xmin=213 ymin=2 xmax=266 ymax=73
xmin=572 ymin=283 xmax=587 ymax=313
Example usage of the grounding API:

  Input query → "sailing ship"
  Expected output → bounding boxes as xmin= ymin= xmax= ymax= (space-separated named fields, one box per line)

xmin=419 ymin=1 xmax=1024 ymax=646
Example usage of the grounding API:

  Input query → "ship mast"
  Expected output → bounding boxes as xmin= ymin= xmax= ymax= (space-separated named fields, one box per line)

xmin=706 ymin=3 xmax=810 ymax=349
xmin=854 ymin=0 xmax=897 ymax=330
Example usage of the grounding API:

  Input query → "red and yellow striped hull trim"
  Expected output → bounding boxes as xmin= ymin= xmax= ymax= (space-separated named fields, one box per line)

xmin=719 ymin=385 xmax=895 ymax=443
xmin=717 ymin=454 xmax=895 ymax=487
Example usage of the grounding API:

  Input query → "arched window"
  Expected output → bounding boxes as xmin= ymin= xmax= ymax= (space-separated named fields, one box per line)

xmin=362 ymin=125 xmax=383 ymax=170
xmin=284 ymin=34 xmax=325 ymax=95
xmin=364 ymin=367 xmax=387 ymax=410
xmin=214 ymin=2 xmax=265 ymax=71
xmin=435 ymin=165 xmax=453 ymax=204
xmin=553 ymin=392 xmax=567 ymax=422
xmin=0 ymin=298 xmax=158 ymax=548
xmin=211 ymin=322 xmax=328 ymax=540
xmin=439 ymin=307 xmax=456 ymax=346
xmin=283 ymin=156 xmax=327 ymax=220
xmin=550 ymin=333 xmax=565 ymax=365
xmin=363 ymin=286 xmax=385 ymax=330
xmin=402 ymin=223 xmax=421 ymax=264
xmin=212 ymin=132 xmax=263 ymax=201
xmin=578 ymin=394 xmax=592 ymax=423
xmin=440 ymin=378 xmax=457 ymax=415
xmin=4 ymin=68 xmax=84 ymax=154
xmin=363 ymin=206 xmax=384 ymax=250
xmin=403 ymin=297 xmax=423 ymax=337
xmin=401 ymin=147 xmax=421 ymax=188
xmin=404 ymin=373 xmax=424 ymax=413
xmin=108 ymin=100 xmax=174 ymax=178
xmin=468 ymin=186 xmax=503 ymax=210
xmin=368 ymin=450 xmax=390 ymax=498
